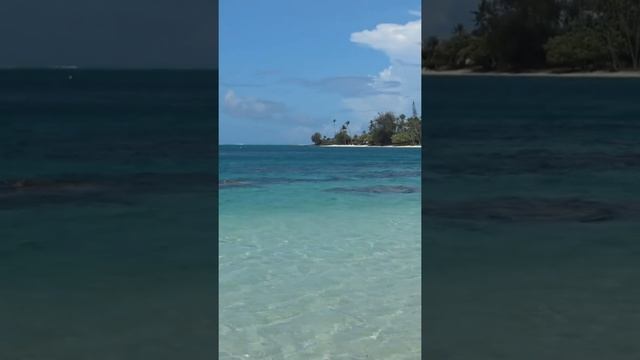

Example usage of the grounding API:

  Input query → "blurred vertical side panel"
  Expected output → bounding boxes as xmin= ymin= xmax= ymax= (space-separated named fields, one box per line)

xmin=0 ymin=1 xmax=218 ymax=359
xmin=423 ymin=0 xmax=640 ymax=357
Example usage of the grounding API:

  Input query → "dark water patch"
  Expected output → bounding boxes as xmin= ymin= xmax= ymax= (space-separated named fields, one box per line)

xmin=0 ymin=172 xmax=215 ymax=210
xmin=0 ymin=179 xmax=104 ymax=193
xmin=218 ymin=176 xmax=348 ymax=189
xmin=326 ymin=185 xmax=420 ymax=194
xmin=423 ymin=197 xmax=639 ymax=223
xmin=352 ymin=170 xmax=421 ymax=180
xmin=0 ymin=179 xmax=111 ymax=207
xmin=218 ymin=172 xmax=420 ymax=190
xmin=259 ymin=176 xmax=344 ymax=184
xmin=0 ymin=189 xmax=133 ymax=210
xmin=425 ymin=150 xmax=640 ymax=176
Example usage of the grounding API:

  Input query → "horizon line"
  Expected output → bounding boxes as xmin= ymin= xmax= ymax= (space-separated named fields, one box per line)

xmin=0 ymin=66 xmax=218 ymax=71
xmin=219 ymin=144 xmax=311 ymax=146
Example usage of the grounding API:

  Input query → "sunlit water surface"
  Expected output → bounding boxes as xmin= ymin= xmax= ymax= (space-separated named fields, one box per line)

xmin=219 ymin=146 xmax=421 ymax=359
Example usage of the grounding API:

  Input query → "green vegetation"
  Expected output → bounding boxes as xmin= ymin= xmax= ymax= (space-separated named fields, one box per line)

xmin=311 ymin=104 xmax=421 ymax=146
xmin=423 ymin=0 xmax=640 ymax=72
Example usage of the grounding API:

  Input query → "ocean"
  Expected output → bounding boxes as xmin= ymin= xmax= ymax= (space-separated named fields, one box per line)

xmin=0 ymin=70 xmax=218 ymax=359
xmin=423 ymin=75 xmax=640 ymax=359
xmin=219 ymin=145 xmax=421 ymax=359
xmin=5 ymin=70 xmax=635 ymax=359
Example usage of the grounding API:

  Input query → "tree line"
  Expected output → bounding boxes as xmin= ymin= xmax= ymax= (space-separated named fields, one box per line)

xmin=423 ymin=0 xmax=640 ymax=71
xmin=311 ymin=105 xmax=421 ymax=146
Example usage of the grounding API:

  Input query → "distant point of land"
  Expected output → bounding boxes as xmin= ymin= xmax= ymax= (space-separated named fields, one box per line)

xmin=311 ymin=109 xmax=421 ymax=147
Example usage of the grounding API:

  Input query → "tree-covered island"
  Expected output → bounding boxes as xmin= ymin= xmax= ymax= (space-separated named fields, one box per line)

xmin=423 ymin=0 xmax=640 ymax=73
xmin=311 ymin=105 xmax=421 ymax=146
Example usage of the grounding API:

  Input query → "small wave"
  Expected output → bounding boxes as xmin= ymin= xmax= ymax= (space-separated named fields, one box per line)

xmin=219 ymin=180 xmax=255 ymax=189
xmin=326 ymin=185 xmax=420 ymax=194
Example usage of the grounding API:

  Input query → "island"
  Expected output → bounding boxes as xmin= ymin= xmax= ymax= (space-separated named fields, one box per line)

xmin=311 ymin=105 xmax=421 ymax=147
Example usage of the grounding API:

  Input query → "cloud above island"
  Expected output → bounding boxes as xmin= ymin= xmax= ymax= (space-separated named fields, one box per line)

xmin=271 ymin=16 xmax=422 ymax=134
xmin=343 ymin=18 xmax=421 ymax=130
xmin=351 ymin=19 xmax=421 ymax=62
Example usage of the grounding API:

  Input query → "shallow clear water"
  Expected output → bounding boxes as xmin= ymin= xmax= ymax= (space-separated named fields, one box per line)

xmin=424 ymin=75 xmax=640 ymax=359
xmin=0 ymin=70 xmax=217 ymax=359
xmin=219 ymin=146 xmax=421 ymax=359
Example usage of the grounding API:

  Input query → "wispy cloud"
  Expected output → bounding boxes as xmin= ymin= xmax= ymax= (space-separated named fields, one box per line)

xmin=288 ymin=76 xmax=401 ymax=97
xmin=223 ymin=90 xmax=288 ymax=120
xmin=220 ymin=81 xmax=267 ymax=88
xmin=223 ymin=90 xmax=315 ymax=125
xmin=409 ymin=10 xmax=421 ymax=17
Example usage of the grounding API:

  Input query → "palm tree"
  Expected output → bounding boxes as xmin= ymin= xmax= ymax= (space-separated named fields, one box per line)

xmin=425 ymin=37 xmax=439 ymax=52
xmin=423 ymin=36 xmax=440 ymax=68
xmin=397 ymin=114 xmax=407 ymax=133
xmin=332 ymin=119 xmax=337 ymax=136
xmin=453 ymin=23 xmax=466 ymax=37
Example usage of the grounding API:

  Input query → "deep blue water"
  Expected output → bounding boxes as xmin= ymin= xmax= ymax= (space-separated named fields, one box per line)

xmin=0 ymin=70 xmax=217 ymax=359
xmin=423 ymin=75 xmax=640 ymax=359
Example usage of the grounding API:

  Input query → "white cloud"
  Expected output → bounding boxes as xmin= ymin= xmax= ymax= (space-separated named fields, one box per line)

xmin=350 ymin=19 xmax=421 ymax=61
xmin=409 ymin=10 xmax=422 ymax=17
xmin=346 ymin=18 xmax=421 ymax=129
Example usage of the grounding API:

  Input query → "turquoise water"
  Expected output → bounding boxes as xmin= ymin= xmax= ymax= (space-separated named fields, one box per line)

xmin=0 ymin=70 xmax=217 ymax=359
xmin=219 ymin=146 xmax=421 ymax=359
xmin=424 ymin=75 xmax=640 ymax=359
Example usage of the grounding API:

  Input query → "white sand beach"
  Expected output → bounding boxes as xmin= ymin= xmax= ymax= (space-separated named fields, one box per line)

xmin=318 ymin=144 xmax=421 ymax=148
xmin=423 ymin=69 xmax=640 ymax=78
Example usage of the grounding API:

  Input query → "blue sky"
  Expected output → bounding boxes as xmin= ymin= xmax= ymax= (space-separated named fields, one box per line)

xmin=219 ymin=0 xmax=421 ymax=144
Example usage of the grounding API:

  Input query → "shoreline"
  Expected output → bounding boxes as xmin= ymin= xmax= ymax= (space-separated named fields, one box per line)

xmin=318 ymin=144 xmax=421 ymax=148
xmin=219 ymin=144 xmax=421 ymax=147
xmin=422 ymin=69 xmax=640 ymax=78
